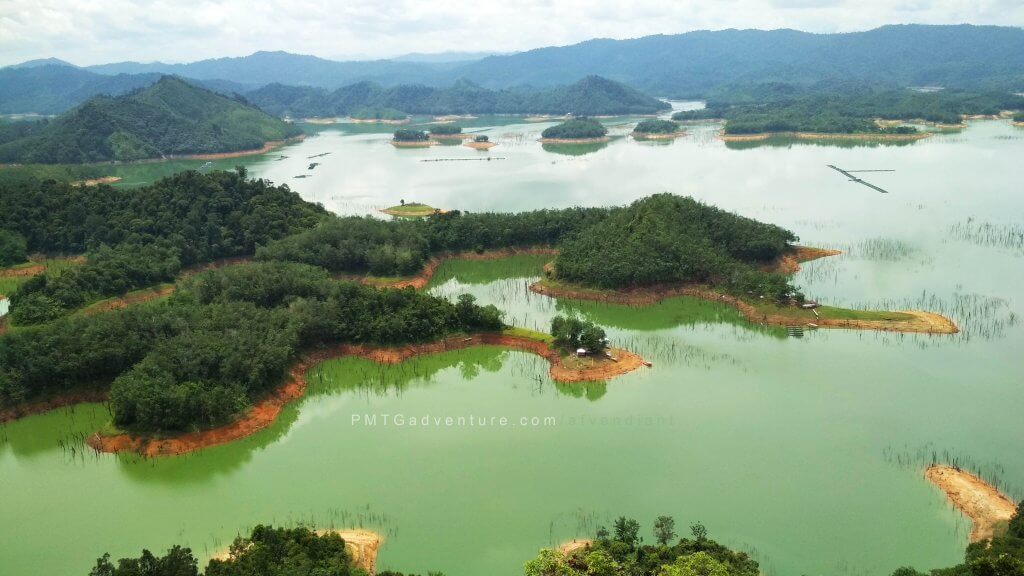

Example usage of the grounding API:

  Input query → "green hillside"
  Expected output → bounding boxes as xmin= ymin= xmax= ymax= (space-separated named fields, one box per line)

xmin=0 ymin=76 xmax=300 ymax=164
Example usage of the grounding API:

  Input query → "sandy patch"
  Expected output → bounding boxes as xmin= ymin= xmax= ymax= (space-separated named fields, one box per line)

xmin=87 ymin=332 xmax=646 ymax=457
xmin=0 ymin=263 xmax=45 ymax=278
xmin=765 ymin=246 xmax=843 ymax=274
xmin=558 ymin=539 xmax=593 ymax=555
xmin=72 ymin=176 xmax=122 ymax=186
xmin=429 ymin=133 xmax=474 ymax=141
xmin=926 ymin=465 xmax=1017 ymax=542
xmin=465 ymin=141 xmax=497 ymax=150
xmin=211 ymin=529 xmax=381 ymax=574
xmin=352 ymin=118 xmax=410 ymax=125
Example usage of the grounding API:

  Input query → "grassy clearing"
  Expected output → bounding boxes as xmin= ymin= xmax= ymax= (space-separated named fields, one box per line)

xmin=0 ymin=257 xmax=80 ymax=297
xmin=380 ymin=203 xmax=442 ymax=218
xmin=749 ymin=301 xmax=916 ymax=322
xmin=501 ymin=326 xmax=554 ymax=344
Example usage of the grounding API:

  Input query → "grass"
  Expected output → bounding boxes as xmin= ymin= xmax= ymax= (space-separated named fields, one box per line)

xmin=0 ymin=257 xmax=81 ymax=297
xmin=501 ymin=326 xmax=554 ymax=344
xmin=380 ymin=203 xmax=441 ymax=218
xmin=749 ymin=301 xmax=916 ymax=322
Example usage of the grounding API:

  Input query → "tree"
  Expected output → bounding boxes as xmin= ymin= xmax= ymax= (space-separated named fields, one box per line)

xmin=584 ymin=550 xmax=620 ymax=576
xmin=595 ymin=526 xmax=610 ymax=541
xmin=1009 ymin=501 xmax=1024 ymax=538
xmin=0 ymin=229 xmax=27 ymax=266
xmin=524 ymin=548 xmax=581 ymax=576
xmin=88 ymin=546 xmax=198 ymax=576
xmin=690 ymin=522 xmax=707 ymax=542
xmin=653 ymin=516 xmax=677 ymax=546
xmin=613 ymin=517 xmax=641 ymax=547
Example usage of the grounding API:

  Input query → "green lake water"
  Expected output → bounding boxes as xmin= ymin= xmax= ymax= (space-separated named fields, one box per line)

xmin=2 ymin=111 xmax=1023 ymax=576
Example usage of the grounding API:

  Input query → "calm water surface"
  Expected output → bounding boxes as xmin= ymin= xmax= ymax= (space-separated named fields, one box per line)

xmin=2 ymin=112 xmax=1023 ymax=576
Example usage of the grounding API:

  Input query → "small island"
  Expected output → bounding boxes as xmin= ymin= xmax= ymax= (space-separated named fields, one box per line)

xmin=390 ymin=128 xmax=435 ymax=147
xmin=428 ymin=124 xmax=472 ymax=141
xmin=349 ymin=105 xmax=409 ymax=124
xmin=632 ymin=119 xmax=686 ymax=139
xmin=379 ymin=200 xmax=444 ymax=218
xmin=539 ymin=117 xmax=611 ymax=143
xmin=465 ymin=134 xmax=497 ymax=149
xmin=1014 ymin=112 xmax=1024 ymax=127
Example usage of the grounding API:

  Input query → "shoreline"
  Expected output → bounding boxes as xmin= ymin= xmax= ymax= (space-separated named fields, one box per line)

xmin=527 ymin=246 xmax=957 ymax=335
xmin=719 ymin=131 xmax=933 ymax=142
xmin=390 ymin=140 xmax=436 ymax=148
xmin=350 ymin=118 xmax=410 ymax=125
xmin=0 ymin=388 xmax=109 ymax=425
xmin=925 ymin=465 xmax=1017 ymax=542
xmin=167 ymin=136 xmax=305 ymax=161
xmin=529 ymin=280 xmax=957 ymax=334
xmin=212 ymin=529 xmax=381 ymax=573
xmin=632 ymin=131 xmax=686 ymax=140
xmin=464 ymin=140 xmax=497 ymax=150
xmin=429 ymin=133 xmax=474 ymax=141
xmin=86 ymin=332 xmax=646 ymax=457
xmin=538 ymin=136 xmax=611 ymax=144
xmin=339 ymin=247 xmax=559 ymax=290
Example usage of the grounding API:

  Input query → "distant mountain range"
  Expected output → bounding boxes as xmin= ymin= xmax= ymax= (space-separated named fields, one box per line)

xmin=0 ymin=77 xmax=299 ymax=164
xmin=247 ymin=76 xmax=670 ymax=117
xmin=3 ymin=24 xmax=1023 ymax=115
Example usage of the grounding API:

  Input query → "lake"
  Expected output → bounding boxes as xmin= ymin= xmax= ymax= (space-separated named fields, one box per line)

xmin=2 ymin=111 xmax=1023 ymax=576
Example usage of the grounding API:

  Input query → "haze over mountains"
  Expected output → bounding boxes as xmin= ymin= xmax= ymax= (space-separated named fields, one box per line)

xmin=2 ymin=24 xmax=1023 ymax=116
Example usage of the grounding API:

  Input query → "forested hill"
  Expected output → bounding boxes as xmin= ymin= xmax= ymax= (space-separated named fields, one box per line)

xmin=246 ymin=75 xmax=670 ymax=117
xmin=0 ymin=76 xmax=300 ymax=164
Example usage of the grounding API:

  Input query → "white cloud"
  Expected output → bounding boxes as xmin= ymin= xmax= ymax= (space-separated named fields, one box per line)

xmin=0 ymin=0 xmax=1022 ymax=66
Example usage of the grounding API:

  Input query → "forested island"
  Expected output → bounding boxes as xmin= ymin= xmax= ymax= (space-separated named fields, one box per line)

xmin=247 ymin=76 xmax=670 ymax=118
xmin=391 ymin=129 xmax=434 ymax=147
xmin=632 ymin=119 xmax=684 ymax=139
xmin=540 ymin=118 xmax=609 ymax=142
xmin=0 ymin=77 xmax=300 ymax=163
xmin=673 ymin=81 xmax=1024 ymax=137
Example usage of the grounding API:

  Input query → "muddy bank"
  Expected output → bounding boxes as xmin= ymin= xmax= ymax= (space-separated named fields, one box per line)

xmin=340 ymin=247 xmax=558 ymax=290
xmin=172 ymin=137 xmax=304 ymax=161
xmin=766 ymin=246 xmax=843 ymax=275
xmin=465 ymin=140 xmax=498 ymax=150
xmin=531 ymin=281 xmax=957 ymax=334
xmin=87 ymin=332 xmax=646 ymax=457
xmin=0 ymin=263 xmax=45 ymax=278
xmin=926 ymin=465 xmax=1017 ymax=542
xmin=0 ymin=389 xmax=108 ymax=425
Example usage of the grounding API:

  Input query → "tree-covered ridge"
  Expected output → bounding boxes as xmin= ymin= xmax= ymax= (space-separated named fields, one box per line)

xmin=554 ymin=194 xmax=800 ymax=300
xmin=0 ymin=169 xmax=325 ymax=324
xmin=526 ymin=516 xmax=759 ymax=576
xmin=89 ymin=525 xmax=377 ymax=576
xmin=634 ymin=119 xmax=681 ymax=134
xmin=0 ymin=261 xmax=503 ymax=432
xmin=673 ymin=82 xmax=1024 ymax=134
xmin=350 ymin=106 xmax=407 ymax=120
xmin=541 ymin=118 xmax=608 ymax=139
xmin=0 ymin=76 xmax=301 ymax=164
xmin=247 ymin=76 xmax=670 ymax=118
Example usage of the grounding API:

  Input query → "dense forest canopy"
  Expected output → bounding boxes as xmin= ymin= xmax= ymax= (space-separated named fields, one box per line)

xmin=673 ymin=82 xmax=1024 ymax=134
xmin=0 ymin=261 xmax=503 ymax=432
xmin=0 ymin=76 xmax=300 ymax=163
xmin=429 ymin=124 xmax=462 ymax=135
xmin=633 ymin=119 xmax=681 ymax=134
xmin=0 ymin=169 xmax=325 ymax=324
xmin=392 ymin=129 xmax=429 ymax=142
xmin=525 ymin=516 xmax=759 ymax=576
xmin=541 ymin=118 xmax=608 ymax=139
xmin=247 ymin=76 xmax=670 ymax=118
xmin=349 ymin=105 xmax=407 ymax=120
xmin=554 ymin=194 xmax=800 ymax=300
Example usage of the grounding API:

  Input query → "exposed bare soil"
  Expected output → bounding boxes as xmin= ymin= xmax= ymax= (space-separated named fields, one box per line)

xmin=926 ymin=465 xmax=1018 ymax=542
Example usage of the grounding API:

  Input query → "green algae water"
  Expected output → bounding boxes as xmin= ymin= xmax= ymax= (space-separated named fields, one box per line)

xmin=3 ymin=114 xmax=1024 ymax=576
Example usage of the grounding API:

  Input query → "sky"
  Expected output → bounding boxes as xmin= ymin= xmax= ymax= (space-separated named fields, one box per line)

xmin=1 ymin=0 xmax=1023 ymax=66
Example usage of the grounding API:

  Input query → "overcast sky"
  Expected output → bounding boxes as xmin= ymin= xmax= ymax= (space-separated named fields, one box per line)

xmin=2 ymin=0 xmax=1023 ymax=66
